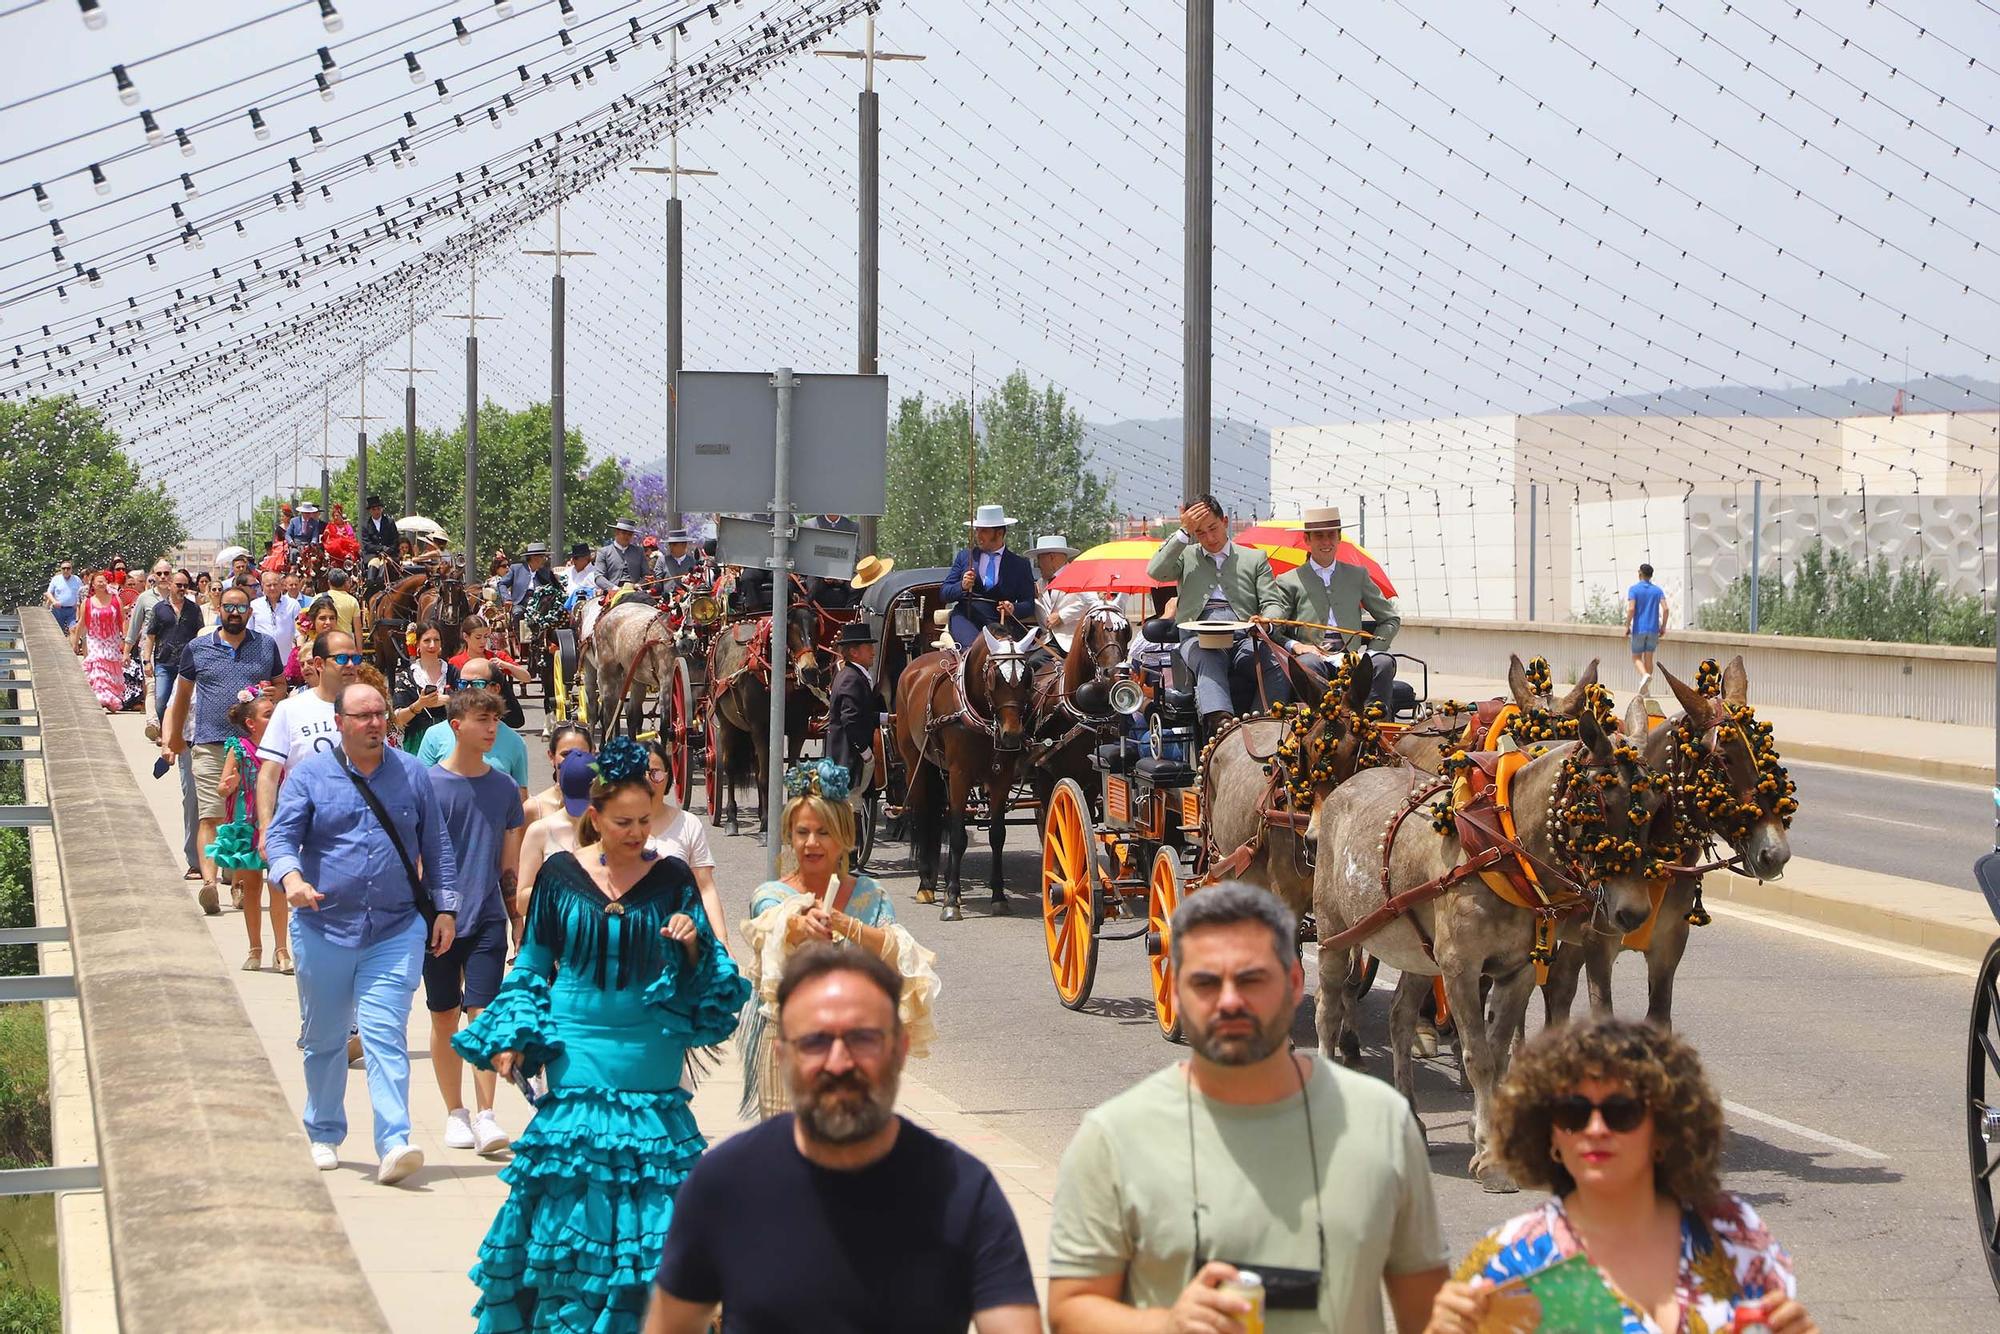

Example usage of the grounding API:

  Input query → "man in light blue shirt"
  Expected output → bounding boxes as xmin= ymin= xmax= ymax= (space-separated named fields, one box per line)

xmin=43 ymin=561 xmax=80 ymax=632
xmin=1624 ymin=562 xmax=1669 ymax=695
xmin=267 ymin=682 xmax=460 ymax=1186
xmin=415 ymin=658 xmax=531 ymax=795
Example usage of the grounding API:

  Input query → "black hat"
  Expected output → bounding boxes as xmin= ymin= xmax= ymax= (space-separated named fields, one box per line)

xmin=366 ymin=494 xmax=385 ymax=509
xmin=569 ymin=541 xmax=592 ymax=559
xmin=835 ymin=621 xmax=876 ymax=647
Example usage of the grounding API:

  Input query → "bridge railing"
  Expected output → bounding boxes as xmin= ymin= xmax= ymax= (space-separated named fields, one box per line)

xmin=13 ymin=608 xmax=390 ymax=1332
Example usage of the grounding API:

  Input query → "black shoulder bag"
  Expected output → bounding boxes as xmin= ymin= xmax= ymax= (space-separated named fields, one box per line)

xmin=333 ymin=747 xmax=439 ymax=925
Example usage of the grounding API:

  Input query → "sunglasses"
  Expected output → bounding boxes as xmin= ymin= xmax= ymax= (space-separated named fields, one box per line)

xmin=457 ymin=677 xmax=493 ymax=689
xmin=324 ymin=653 xmax=365 ymax=667
xmin=1550 ymin=1093 xmax=1648 ymax=1134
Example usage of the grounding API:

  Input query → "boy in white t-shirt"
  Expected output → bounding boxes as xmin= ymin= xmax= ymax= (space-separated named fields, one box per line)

xmin=255 ymin=632 xmax=362 ymax=840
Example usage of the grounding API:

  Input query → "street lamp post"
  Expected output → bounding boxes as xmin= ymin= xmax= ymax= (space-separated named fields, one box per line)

xmin=1185 ymin=0 xmax=1214 ymax=504
xmin=442 ymin=265 xmax=502 ymax=576
xmin=523 ymin=191 xmax=594 ymax=555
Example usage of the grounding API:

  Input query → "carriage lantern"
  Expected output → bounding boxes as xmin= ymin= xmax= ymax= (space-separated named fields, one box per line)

xmin=689 ymin=593 xmax=720 ymax=626
xmin=892 ymin=603 xmax=920 ymax=640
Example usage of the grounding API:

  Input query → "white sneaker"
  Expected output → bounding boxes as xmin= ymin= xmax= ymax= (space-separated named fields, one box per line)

xmin=1637 ymin=672 xmax=1653 ymax=696
xmin=377 ymin=1143 xmax=424 ymax=1186
xmin=309 ymin=1142 xmax=338 ymax=1171
xmin=472 ymin=1110 xmax=511 ymax=1156
xmin=443 ymin=1108 xmax=475 ymax=1149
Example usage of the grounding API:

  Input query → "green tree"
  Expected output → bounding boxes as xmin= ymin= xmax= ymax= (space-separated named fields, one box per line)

xmin=233 ymin=401 xmax=632 ymax=560
xmin=879 ymin=372 xmax=1117 ymax=568
xmin=1694 ymin=538 xmax=1990 ymax=646
xmin=977 ymin=371 xmax=1116 ymax=553
xmin=0 ymin=397 xmax=185 ymax=608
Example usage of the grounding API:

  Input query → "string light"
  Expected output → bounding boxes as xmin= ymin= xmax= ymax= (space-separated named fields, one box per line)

xmin=453 ymin=18 xmax=471 ymax=45
xmin=138 ymin=110 xmax=162 ymax=145
xmin=88 ymin=164 xmax=108 ymax=195
xmin=77 ymin=0 xmax=105 ymax=30
xmin=112 ymin=64 xmax=137 ymax=106
xmin=180 ymin=173 xmax=197 ymax=200
xmin=175 ymin=128 xmax=193 ymax=156
xmin=494 ymin=1 xmax=515 ymax=16
xmin=316 ymin=73 xmax=335 ymax=101
xmin=318 ymin=2 xmax=342 ymax=35
xmin=248 ymin=108 xmax=269 ymax=140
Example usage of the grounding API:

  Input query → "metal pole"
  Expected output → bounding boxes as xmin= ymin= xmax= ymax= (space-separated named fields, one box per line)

xmin=767 ymin=367 xmax=798 ymax=876
xmin=406 ymin=296 xmax=419 ymax=516
xmin=551 ymin=270 xmax=566 ymax=556
xmin=1749 ymin=479 xmax=1763 ymax=634
xmin=320 ymin=386 xmax=331 ymax=514
xmin=355 ymin=369 xmax=367 ymax=521
xmin=466 ymin=331 xmax=480 ymax=576
xmin=858 ymin=82 xmax=880 ymax=559
xmin=1527 ymin=482 xmax=1537 ymax=622
xmin=666 ymin=195 xmax=683 ymax=532
xmin=1183 ymin=0 xmax=1214 ymax=503
xmin=1357 ymin=495 xmax=1366 ymax=549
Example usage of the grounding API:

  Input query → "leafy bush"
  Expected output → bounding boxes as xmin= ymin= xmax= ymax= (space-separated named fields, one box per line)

xmin=0 ymin=1006 xmax=48 ymax=1172
xmin=1695 ymin=540 xmax=1993 ymax=646
xmin=0 ymin=1282 xmax=58 ymax=1333
xmin=1572 ymin=588 xmax=1626 ymax=626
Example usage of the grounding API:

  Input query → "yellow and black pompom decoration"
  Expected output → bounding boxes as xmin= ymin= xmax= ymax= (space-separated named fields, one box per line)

xmin=1694 ymin=658 xmax=1724 ymax=699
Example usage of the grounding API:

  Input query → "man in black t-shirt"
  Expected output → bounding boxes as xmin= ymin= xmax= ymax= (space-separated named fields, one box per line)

xmin=647 ymin=946 xmax=1040 ymax=1334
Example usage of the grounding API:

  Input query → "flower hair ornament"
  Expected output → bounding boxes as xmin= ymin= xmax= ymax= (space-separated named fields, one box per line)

xmin=591 ymin=736 xmax=652 ymax=785
xmin=235 ymin=683 xmax=264 ymax=704
xmin=784 ymin=757 xmax=851 ymax=803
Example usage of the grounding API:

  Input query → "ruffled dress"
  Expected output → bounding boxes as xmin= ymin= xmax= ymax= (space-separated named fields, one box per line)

xmin=453 ymin=850 xmax=750 ymax=1334
xmin=80 ymin=596 xmax=126 ymax=708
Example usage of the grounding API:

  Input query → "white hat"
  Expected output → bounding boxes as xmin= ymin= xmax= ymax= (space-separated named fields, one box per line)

xmin=965 ymin=503 xmax=1019 ymax=529
xmin=1032 ymin=535 xmax=1078 ymax=558
xmin=1302 ymin=505 xmax=1342 ymax=533
xmin=298 ymin=502 xmax=320 ymax=514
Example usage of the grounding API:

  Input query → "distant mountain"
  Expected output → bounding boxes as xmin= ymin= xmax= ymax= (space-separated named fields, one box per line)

xmin=1082 ymin=416 xmax=1270 ymax=516
xmin=1552 ymin=376 xmax=2000 ymax=418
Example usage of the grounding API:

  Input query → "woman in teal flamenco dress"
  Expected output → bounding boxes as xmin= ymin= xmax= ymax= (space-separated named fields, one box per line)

xmin=453 ymin=738 xmax=749 ymax=1333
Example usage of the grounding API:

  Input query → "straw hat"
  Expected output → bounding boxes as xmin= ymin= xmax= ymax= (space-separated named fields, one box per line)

xmin=1186 ymin=619 xmax=1250 ymax=651
xmin=1302 ymin=506 xmax=1342 ymax=533
xmin=851 ymin=554 xmax=896 ymax=589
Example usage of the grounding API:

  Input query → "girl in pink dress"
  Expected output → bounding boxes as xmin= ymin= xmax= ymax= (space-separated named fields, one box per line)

xmin=71 ymin=572 xmax=127 ymax=712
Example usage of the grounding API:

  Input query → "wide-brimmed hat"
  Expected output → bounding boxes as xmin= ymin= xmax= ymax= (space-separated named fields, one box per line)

xmin=964 ymin=503 xmax=1019 ymax=529
xmin=1032 ymin=534 xmax=1078 ymax=559
xmin=1186 ymin=618 xmax=1251 ymax=651
xmin=835 ymin=621 xmax=876 ymax=647
xmin=568 ymin=542 xmax=592 ymax=559
xmin=558 ymin=750 xmax=597 ymax=817
xmin=1302 ymin=505 xmax=1342 ymax=533
xmin=366 ymin=495 xmax=385 ymax=509
xmin=521 ymin=542 xmax=550 ymax=558
xmin=298 ymin=501 xmax=320 ymax=514
xmin=667 ymin=529 xmax=691 ymax=543
xmin=612 ymin=518 xmax=640 ymax=534
xmin=851 ymin=554 xmax=895 ymax=589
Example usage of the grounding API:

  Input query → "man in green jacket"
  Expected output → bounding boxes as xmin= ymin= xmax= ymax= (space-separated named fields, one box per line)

xmin=1271 ymin=506 xmax=1403 ymax=712
xmin=1146 ymin=495 xmax=1287 ymax=730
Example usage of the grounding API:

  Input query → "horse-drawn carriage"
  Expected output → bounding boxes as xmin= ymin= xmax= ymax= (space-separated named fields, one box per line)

xmin=1968 ymin=852 xmax=2000 ymax=1296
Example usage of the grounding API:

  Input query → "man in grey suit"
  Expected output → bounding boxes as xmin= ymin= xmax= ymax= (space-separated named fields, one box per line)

xmin=1272 ymin=506 xmax=1403 ymax=712
xmin=1145 ymin=494 xmax=1287 ymax=731
xmin=593 ymin=518 xmax=648 ymax=588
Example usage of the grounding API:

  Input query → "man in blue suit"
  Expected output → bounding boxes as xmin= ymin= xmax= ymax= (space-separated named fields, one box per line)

xmin=941 ymin=503 xmax=1038 ymax=649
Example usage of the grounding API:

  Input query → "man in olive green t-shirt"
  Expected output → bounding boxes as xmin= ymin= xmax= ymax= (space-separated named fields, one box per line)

xmin=1046 ymin=884 xmax=1447 ymax=1333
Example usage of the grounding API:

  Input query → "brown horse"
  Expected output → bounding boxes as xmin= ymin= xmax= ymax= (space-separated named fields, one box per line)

xmin=1541 ymin=657 xmax=1794 ymax=1029
xmin=1025 ymin=604 xmax=1132 ymax=817
xmin=893 ymin=628 xmax=1044 ymax=921
xmin=365 ymin=572 xmax=429 ymax=676
xmin=415 ymin=562 xmax=473 ymax=659
xmin=706 ymin=600 xmax=821 ymax=837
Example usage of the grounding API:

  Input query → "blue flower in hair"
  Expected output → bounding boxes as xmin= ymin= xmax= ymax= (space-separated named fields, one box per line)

xmin=593 ymin=736 xmax=651 ymax=785
xmin=784 ymin=758 xmax=851 ymax=803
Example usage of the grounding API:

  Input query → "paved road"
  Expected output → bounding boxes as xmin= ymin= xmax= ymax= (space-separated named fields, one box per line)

xmin=1786 ymin=760 xmax=1990 ymax=891
xmin=515 ymin=711 xmax=1999 ymax=1328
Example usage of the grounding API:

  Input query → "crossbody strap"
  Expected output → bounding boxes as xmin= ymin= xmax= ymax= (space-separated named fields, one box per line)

xmin=332 ymin=747 xmax=435 ymax=920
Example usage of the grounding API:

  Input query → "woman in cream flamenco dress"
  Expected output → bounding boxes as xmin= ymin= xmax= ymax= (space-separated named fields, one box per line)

xmin=736 ymin=758 xmax=939 ymax=1118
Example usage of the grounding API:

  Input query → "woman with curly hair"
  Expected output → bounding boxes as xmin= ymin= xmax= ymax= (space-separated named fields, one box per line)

xmin=735 ymin=758 xmax=937 ymax=1119
xmin=451 ymin=738 xmax=750 ymax=1334
xmin=1424 ymin=1018 xmax=1815 ymax=1334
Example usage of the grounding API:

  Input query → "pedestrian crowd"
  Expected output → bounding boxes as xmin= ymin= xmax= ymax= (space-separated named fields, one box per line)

xmin=45 ymin=531 xmax=1817 ymax=1334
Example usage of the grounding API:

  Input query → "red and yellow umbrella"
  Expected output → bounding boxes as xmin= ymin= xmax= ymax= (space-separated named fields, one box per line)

xmin=1233 ymin=520 xmax=1397 ymax=598
xmin=1047 ymin=539 xmax=1172 ymax=594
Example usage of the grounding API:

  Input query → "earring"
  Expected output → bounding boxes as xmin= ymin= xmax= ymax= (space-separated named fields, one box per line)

xmin=1550 ymin=1145 xmax=1563 ymax=1165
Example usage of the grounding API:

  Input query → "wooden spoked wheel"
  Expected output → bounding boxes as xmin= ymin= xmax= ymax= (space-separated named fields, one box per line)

xmin=1040 ymin=778 xmax=1100 ymax=1010
xmin=1147 ymin=846 xmax=1185 ymax=1043
xmin=704 ymin=708 xmax=725 ymax=826
xmin=1969 ymin=935 xmax=2000 ymax=1297
xmin=853 ymin=789 xmax=881 ymax=873
xmin=551 ymin=629 xmax=581 ymax=723
xmin=660 ymin=658 xmax=694 ymax=810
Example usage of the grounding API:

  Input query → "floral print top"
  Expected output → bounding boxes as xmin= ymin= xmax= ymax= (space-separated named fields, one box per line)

xmin=1454 ymin=1192 xmax=1796 ymax=1334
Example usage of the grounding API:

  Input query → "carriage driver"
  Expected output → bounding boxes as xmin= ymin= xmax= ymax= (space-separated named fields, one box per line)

xmin=593 ymin=518 xmax=649 ymax=588
xmin=824 ymin=619 xmax=888 ymax=822
xmin=1273 ymin=505 xmax=1401 ymax=712
xmin=1032 ymin=535 xmax=1107 ymax=655
xmin=1146 ymin=494 xmax=1287 ymax=735
xmin=286 ymin=501 xmax=325 ymax=548
xmin=942 ymin=503 xmax=1039 ymax=649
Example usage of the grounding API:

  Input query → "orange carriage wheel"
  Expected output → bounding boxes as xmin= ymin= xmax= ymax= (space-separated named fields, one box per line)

xmin=1039 ymin=778 xmax=1101 ymax=1010
xmin=661 ymin=658 xmax=694 ymax=810
xmin=1147 ymin=846 xmax=1187 ymax=1043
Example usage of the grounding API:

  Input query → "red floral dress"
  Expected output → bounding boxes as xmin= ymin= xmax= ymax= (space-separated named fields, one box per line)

xmin=79 ymin=595 xmax=126 ymax=708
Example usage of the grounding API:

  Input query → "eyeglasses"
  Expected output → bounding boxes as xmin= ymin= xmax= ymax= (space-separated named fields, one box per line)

xmin=1550 ymin=1093 xmax=1648 ymax=1134
xmin=457 ymin=677 xmax=493 ymax=689
xmin=172 ymin=581 xmax=190 ymax=590
xmin=342 ymin=709 xmax=389 ymax=723
xmin=781 ymin=1027 xmax=889 ymax=1060
xmin=325 ymin=653 xmax=365 ymax=667
xmin=220 ymin=603 xmax=250 ymax=614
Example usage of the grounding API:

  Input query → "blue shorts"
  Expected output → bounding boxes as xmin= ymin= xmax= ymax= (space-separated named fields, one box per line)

xmin=1630 ymin=631 xmax=1660 ymax=654
xmin=422 ymin=912 xmax=509 ymax=1013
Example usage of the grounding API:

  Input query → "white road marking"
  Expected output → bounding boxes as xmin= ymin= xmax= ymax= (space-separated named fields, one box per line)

xmin=1705 ymin=902 xmax=1977 ymax=978
xmin=1722 ymin=1099 xmax=1889 ymax=1162
xmin=1846 ymin=812 xmax=1940 ymax=832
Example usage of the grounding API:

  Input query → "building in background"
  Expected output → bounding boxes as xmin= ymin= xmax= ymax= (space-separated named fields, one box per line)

xmin=1268 ymin=380 xmax=2000 ymax=624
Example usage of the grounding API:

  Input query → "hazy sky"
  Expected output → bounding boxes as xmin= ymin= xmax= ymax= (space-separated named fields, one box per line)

xmin=3 ymin=0 xmax=1996 ymax=532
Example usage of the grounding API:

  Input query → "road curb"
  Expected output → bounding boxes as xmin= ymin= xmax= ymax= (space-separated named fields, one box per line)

xmin=1781 ymin=739 xmax=1989 ymax=787
xmin=1705 ymin=862 xmax=1995 ymax=963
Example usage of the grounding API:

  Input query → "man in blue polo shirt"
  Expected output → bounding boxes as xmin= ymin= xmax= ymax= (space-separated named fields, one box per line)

xmin=43 ymin=561 xmax=80 ymax=632
xmin=1625 ymin=562 xmax=1669 ymax=695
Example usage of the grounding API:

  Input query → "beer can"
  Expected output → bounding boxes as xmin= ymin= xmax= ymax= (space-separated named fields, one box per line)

xmin=1220 ymin=1270 xmax=1265 ymax=1334
xmin=1729 ymin=1299 xmax=1772 ymax=1334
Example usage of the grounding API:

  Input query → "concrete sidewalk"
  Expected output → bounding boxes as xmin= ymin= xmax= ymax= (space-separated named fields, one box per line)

xmin=1421 ymin=668 xmax=1993 ymax=786
xmin=108 ymin=715 xmax=1057 ymax=1331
